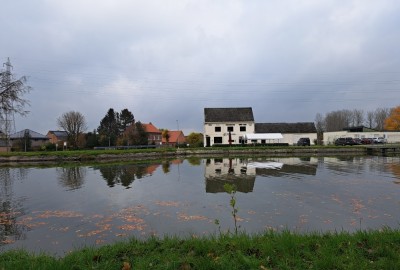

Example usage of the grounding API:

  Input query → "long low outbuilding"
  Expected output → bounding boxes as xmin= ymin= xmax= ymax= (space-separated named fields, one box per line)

xmin=244 ymin=133 xmax=283 ymax=143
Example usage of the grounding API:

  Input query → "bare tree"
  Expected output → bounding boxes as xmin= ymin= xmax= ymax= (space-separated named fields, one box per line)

xmin=57 ymin=111 xmax=87 ymax=148
xmin=314 ymin=113 xmax=324 ymax=144
xmin=0 ymin=58 xmax=31 ymax=135
xmin=324 ymin=109 xmax=353 ymax=132
xmin=352 ymin=109 xmax=364 ymax=126
xmin=366 ymin=111 xmax=375 ymax=128
xmin=374 ymin=107 xmax=390 ymax=131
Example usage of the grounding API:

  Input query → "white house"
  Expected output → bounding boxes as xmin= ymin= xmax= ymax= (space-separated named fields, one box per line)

xmin=204 ymin=107 xmax=255 ymax=147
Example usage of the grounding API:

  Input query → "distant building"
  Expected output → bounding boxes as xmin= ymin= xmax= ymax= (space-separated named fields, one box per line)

xmin=323 ymin=129 xmax=400 ymax=145
xmin=142 ymin=122 xmax=162 ymax=145
xmin=203 ymin=107 xmax=317 ymax=146
xmin=204 ymin=107 xmax=255 ymax=147
xmin=47 ymin=130 xmax=68 ymax=144
xmin=162 ymin=130 xmax=186 ymax=146
xmin=255 ymin=122 xmax=317 ymax=145
xmin=10 ymin=129 xmax=49 ymax=150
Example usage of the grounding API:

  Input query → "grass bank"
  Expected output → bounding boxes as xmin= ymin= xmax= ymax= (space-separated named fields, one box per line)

xmin=1 ymin=229 xmax=400 ymax=269
xmin=0 ymin=145 xmax=367 ymax=164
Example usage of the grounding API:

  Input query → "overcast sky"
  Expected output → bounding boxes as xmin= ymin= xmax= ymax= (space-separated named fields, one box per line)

xmin=1 ymin=0 xmax=400 ymax=135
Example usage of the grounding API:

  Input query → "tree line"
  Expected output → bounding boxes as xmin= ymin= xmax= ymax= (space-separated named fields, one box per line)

xmin=57 ymin=108 xmax=149 ymax=149
xmin=315 ymin=106 xmax=400 ymax=142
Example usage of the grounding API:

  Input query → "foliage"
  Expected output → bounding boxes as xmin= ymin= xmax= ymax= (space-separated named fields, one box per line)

xmin=186 ymin=132 xmax=203 ymax=147
xmin=384 ymin=106 xmax=400 ymax=131
xmin=57 ymin=111 xmax=88 ymax=149
xmin=85 ymin=130 xmax=99 ymax=149
xmin=97 ymin=108 xmax=136 ymax=147
xmin=119 ymin=121 xmax=148 ymax=146
xmin=119 ymin=108 xmax=135 ymax=134
xmin=97 ymin=108 xmax=119 ymax=146
xmin=162 ymin=129 xmax=170 ymax=144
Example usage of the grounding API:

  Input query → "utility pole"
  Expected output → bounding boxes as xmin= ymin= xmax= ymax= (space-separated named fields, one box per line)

xmin=176 ymin=120 xmax=179 ymax=149
xmin=2 ymin=58 xmax=16 ymax=152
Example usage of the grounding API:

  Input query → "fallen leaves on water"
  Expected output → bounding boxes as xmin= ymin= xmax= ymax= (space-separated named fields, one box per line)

xmin=351 ymin=199 xmax=365 ymax=214
xmin=155 ymin=201 xmax=180 ymax=207
xmin=33 ymin=210 xmax=83 ymax=219
xmin=177 ymin=212 xmax=208 ymax=221
xmin=331 ymin=194 xmax=343 ymax=204
xmin=1 ymin=238 xmax=15 ymax=244
xmin=118 ymin=224 xmax=145 ymax=231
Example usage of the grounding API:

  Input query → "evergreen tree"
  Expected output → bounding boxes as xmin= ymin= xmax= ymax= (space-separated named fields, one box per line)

xmin=97 ymin=108 xmax=119 ymax=146
xmin=119 ymin=108 xmax=134 ymax=134
xmin=134 ymin=121 xmax=148 ymax=145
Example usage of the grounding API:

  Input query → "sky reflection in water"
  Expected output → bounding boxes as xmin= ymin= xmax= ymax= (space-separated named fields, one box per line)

xmin=1 ymin=156 xmax=400 ymax=256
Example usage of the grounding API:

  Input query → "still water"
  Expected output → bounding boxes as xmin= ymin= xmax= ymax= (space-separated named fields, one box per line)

xmin=1 ymin=156 xmax=400 ymax=256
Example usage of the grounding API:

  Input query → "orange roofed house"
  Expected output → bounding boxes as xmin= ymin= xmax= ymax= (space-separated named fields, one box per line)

xmin=142 ymin=122 xmax=162 ymax=145
xmin=162 ymin=130 xmax=186 ymax=147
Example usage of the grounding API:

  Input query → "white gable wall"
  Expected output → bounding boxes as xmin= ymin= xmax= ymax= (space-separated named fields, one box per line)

xmin=204 ymin=122 xmax=255 ymax=146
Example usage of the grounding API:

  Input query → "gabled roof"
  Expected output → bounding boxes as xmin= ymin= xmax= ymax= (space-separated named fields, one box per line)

xmin=48 ymin=130 xmax=68 ymax=137
xmin=204 ymin=107 xmax=254 ymax=122
xmin=162 ymin=130 xmax=185 ymax=143
xmin=255 ymin=122 xmax=317 ymax=134
xmin=10 ymin=129 xmax=48 ymax=139
xmin=142 ymin=122 xmax=161 ymax=133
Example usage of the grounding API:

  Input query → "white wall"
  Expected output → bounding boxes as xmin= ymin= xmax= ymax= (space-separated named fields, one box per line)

xmin=323 ymin=131 xmax=400 ymax=145
xmin=204 ymin=122 xmax=255 ymax=146
xmin=282 ymin=133 xmax=318 ymax=145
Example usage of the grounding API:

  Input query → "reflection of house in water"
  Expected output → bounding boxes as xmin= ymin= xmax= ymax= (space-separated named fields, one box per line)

xmin=255 ymin=163 xmax=317 ymax=177
xmin=205 ymin=158 xmax=318 ymax=193
xmin=205 ymin=158 xmax=256 ymax=193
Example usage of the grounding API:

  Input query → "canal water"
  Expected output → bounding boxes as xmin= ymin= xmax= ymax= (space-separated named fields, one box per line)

xmin=1 ymin=156 xmax=400 ymax=256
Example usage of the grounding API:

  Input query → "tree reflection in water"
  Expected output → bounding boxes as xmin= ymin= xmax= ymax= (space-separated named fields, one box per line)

xmin=57 ymin=167 xmax=87 ymax=190
xmin=0 ymin=168 xmax=28 ymax=245
xmin=95 ymin=163 xmax=159 ymax=188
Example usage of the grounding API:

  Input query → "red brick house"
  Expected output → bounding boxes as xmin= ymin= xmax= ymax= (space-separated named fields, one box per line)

xmin=162 ymin=130 xmax=186 ymax=146
xmin=47 ymin=130 xmax=68 ymax=144
xmin=142 ymin=122 xmax=162 ymax=145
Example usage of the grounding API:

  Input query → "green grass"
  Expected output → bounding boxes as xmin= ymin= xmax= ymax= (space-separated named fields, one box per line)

xmin=0 ymin=147 xmax=177 ymax=157
xmin=1 ymin=229 xmax=400 ymax=269
xmin=0 ymin=144 xmax=365 ymax=158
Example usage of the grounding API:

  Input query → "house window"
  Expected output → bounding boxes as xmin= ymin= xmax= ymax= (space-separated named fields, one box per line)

xmin=240 ymin=126 xmax=246 ymax=132
xmin=214 ymin=137 xmax=222 ymax=144
xmin=227 ymin=126 xmax=234 ymax=132
xmin=215 ymin=126 xmax=221 ymax=132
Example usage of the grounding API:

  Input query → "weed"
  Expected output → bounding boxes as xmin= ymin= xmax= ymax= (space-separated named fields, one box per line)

xmin=223 ymin=183 xmax=239 ymax=235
